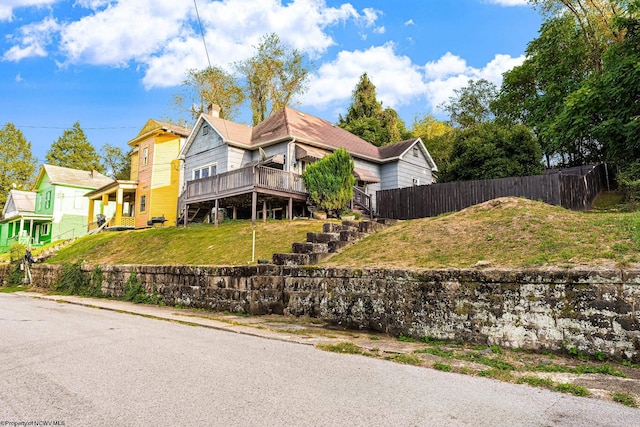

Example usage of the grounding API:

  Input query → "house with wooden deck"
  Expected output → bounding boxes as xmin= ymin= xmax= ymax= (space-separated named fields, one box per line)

xmin=178 ymin=106 xmax=437 ymax=225
xmin=0 ymin=165 xmax=113 ymax=251
xmin=85 ymin=119 xmax=191 ymax=230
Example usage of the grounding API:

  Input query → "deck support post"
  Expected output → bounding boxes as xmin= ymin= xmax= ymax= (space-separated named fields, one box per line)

xmin=251 ymin=192 xmax=257 ymax=226
xmin=288 ymin=198 xmax=293 ymax=220
xmin=232 ymin=206 xmax=237 ymax=220
xmin=184 ymin=204 xmax=189 ymax=227
xmin=214 ymin=199 xmax=219 ymax=227
xmin=262 ymin=200 xmax=267 ymax=223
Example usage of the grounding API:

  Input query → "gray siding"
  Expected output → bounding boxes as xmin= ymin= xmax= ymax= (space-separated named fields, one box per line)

xmin=380 ymin=163 xmax=399 ymax=190
xmin=228 ymin=146 xmax=251 ymax=170
xmin=396 ymin=147 xmax=435 ymax=188
xmin=184 ymin=123 xmax=228 ymax=180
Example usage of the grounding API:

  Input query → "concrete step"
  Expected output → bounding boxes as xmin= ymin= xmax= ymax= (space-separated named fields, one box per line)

xmin=322 ymin=223 xmax=342 ymax=233
xmin=292 ymin=242 xmax=329 ymax=254
xmin=272 ymin=253 xmax=310 ymax=266
xmin=307 ymin=232 xmax=340 ymax=243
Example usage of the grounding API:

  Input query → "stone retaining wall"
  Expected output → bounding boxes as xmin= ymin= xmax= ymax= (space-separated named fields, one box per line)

xmin=3 ymin=263 xmax=639 ymax=362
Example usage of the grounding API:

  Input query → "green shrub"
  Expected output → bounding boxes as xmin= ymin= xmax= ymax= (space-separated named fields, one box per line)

xmin=54 ymin=262 xmax=89 ymax=295
xmin=302 ymin=148 xmax=355 ymax=217
xmin=123 ymin=272 xmax=145 ymax=303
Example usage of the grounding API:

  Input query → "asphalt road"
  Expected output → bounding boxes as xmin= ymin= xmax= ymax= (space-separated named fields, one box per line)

xmin=0 ymin=293 xmax=637 ymax=427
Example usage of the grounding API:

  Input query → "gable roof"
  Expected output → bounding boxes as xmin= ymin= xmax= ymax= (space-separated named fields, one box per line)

xmin=37 ymin=164 xmax=114 ymax=190
xmin=129 ymin=119 xmax=191 ymax=147
xmin=183 ymin=107 xmax=437 ymax=168
xmin=2 ymin=190 xmax=35 ymax=218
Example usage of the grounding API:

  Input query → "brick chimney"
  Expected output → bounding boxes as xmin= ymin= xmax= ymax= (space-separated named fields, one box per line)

xmin=207 ymin=103 xmax=221 ymax=118
xmin=91 ymin=170 xmax=98 ymax=179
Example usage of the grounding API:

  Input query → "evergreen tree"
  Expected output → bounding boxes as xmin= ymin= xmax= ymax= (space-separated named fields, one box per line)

xmin=0 ymin=123 xmax=38 ymax=213
xmin=302 ymin=148 xmax=355 ymax=217
xmin=339 ymin=73 xmax=411 ymax=146
xmin=46 ymin=122 xmax=104 ymax=172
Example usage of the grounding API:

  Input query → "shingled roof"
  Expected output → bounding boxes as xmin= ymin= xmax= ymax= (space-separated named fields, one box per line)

xmin=190 ymin=106 xmax=431 ymax=164
xmin=39 ymin=165 xmax=114 ymax=190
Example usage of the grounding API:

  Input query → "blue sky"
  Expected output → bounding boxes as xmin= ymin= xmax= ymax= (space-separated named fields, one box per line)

xmin=0 ymin=0 xmax=541 ymax=164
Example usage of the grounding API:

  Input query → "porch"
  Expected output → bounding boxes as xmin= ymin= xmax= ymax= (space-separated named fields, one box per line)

xmin=85 ymin=180 xmax=138 ymax=232
xmin=178 ymin=164 xmax=308 ymax=226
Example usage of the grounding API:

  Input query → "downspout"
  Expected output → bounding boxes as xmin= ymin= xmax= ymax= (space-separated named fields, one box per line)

xmin=287 ymin=137 xmax=297 ymax=172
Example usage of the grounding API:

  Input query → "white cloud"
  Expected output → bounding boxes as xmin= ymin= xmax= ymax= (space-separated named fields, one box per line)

xmin=0 ymin=0 xmax=57 ymax=22
xmin=15 ymin=73 xmax=24 ymax=82
xmin=304 ymin=42 xmax=427 ymax=109
xmin=404 ymin=19 xmax=415 ymax=26
xmin=373 ymin=26 xmax=386 ymax=34
xmin=486 ymin=0 xmax=529 ymax=6
xmin=3 ymin=0 xmax=380 ymax=88
xmin=59 ymin=0 xmax=191 ymax=67
xmin=305 ymin=45 xmax=525 ymax=115
xmin=424 ymin=53 xmax=525 ymax=110
xmin=3 ymin=16 xmax=60 ymax=61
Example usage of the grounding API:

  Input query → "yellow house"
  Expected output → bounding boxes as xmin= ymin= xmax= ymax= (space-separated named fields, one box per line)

xmin=86 ymin=120 xmax=190 ymax=230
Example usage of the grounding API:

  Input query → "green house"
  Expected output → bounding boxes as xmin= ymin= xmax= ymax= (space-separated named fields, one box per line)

xmin=0 ymin=165 xmax=113 ymax=252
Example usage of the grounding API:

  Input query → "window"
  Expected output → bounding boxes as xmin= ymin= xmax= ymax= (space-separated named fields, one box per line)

xmin=41 ymin=223 xmax=50 ymax=236
xmin=140 ymin=195 xmax=147 ymax=213
xmin=193 ymin=164 xmax=217 ymax=180
xmin=143 ymin=146 xmax=149 ymax=165
xmin=203 ymin=124 xmax=209 ymax=135
xmin=412 ymin=177 xmax=420 ymax=186
xmin=413 ymin=146 xmax=419 ymax=157
xmin=45 ymin=191 xmax=52 ymax=209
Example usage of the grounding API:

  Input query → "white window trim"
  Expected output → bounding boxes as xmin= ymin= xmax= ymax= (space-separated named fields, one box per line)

xmin=192 ymin=163 xmax=217 ymax=180
xmin=412 ymin=177 xmax=420 ymax=186
xmin=41 ymin=223 xmax=50 ymax=236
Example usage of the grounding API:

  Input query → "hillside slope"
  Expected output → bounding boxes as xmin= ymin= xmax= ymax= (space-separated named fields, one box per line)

xmin=46 ymin=220 xmax=323 ymax=266
xmin=325 ymin=197 xmax=640 ymax=269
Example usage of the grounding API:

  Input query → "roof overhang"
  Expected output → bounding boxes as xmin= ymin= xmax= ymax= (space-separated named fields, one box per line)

xmin=85 ymin=180 xmax=139 ymax=199
xmin=354 ymin=168 xmax=381 ymax=183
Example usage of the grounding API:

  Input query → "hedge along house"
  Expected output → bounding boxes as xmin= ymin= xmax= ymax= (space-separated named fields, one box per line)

xmin=0 ymin=165 xmax=113 ymax=251
xmin=85 ymin=120 xmax=191 ymax=230
xmin=178 ymin=105 xmax=437 ymax=225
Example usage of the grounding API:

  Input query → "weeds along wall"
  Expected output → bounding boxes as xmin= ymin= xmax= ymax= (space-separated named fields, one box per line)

xmin=5 ymin=263 xmax=640 ymax=362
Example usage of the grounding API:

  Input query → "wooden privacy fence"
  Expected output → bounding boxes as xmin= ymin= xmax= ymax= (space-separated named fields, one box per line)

xmin=377 ymin=164 xmax=611 ymax=220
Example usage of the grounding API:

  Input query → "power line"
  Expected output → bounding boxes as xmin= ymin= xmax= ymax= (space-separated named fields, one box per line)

xmin=193 ymin=0 xmax=212 ymax=69
xmin=16 ymin=125 xmax=138 ymax=130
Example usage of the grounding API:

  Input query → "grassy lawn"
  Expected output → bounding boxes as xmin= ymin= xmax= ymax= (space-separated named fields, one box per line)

xmin=325 ymin=197 xmax=640 ymax=269
xmin=46 ymin=220 xmax=324 ymax=266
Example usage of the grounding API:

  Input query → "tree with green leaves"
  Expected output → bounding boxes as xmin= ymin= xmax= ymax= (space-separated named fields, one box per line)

xmin=101 ymin=144 xmax=131 ymax=180
xmin=236 ymin=33 xmax=312 ymax=125
xmin=174 ymin=66 xmax=245 ymax=121
xmin=339 ymin=73 xmax=411 ymax=146
xmin=528 ymin=0 xmax=625 ymax=73
xmin=46 ymin=122 xmax=104 ymax=173
xmin=439 ymin=122 xmax=543 ymax=182
xmin=302 ymin=148 xmax=355 ymax=217
xmin=0 ymin=123 xmax=38 ymax=213
xmin=411 ymin=114 xmax=455 ymax=175
xmin=494 ymin=14 xmax=592 ymax=166
xmin=441 ymin=79 xmax=498 ymax=129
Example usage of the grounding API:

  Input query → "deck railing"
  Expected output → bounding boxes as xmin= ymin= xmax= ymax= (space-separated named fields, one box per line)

xmin=179 ymin=165 xmax=307 ymax=209
xmin=351 ymin=186 xmax=372 ymax=218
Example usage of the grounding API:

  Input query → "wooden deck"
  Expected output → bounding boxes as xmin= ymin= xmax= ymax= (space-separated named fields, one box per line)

xmin=178 ymin=165 xmax=308 ymax=225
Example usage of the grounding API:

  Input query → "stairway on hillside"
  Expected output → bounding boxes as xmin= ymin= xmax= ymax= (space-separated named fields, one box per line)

xmin=272 ymin=219 xmax=396 ymax=266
